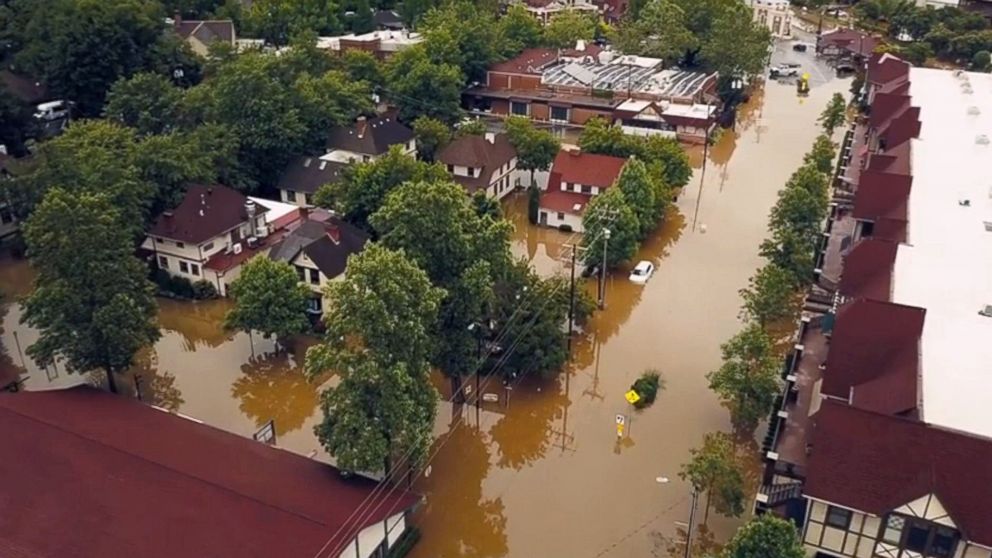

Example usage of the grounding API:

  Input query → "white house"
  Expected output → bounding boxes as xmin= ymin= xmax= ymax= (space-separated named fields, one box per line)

xmin=144 ymin=184 xmax=294 ymax=296
xmin=538 ymin=150 xmax=628 ymax=232
xmin=277 ymin=155 xmax=346 ymax=208
xmin=748 ymin=0 xmax=792 ymax=38
xmin=323 ymin=115 xmax=415 ymax=164
xmin=267 ymin=210 xmax=369 ymax=314
xmin=436 ymin=132 xmax=526 ymax=200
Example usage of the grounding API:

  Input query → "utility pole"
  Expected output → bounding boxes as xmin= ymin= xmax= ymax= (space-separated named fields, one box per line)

xmin=598 ymin=228 xmax=611 ymax=309
xmin=565 ymin=243 xmax=579 ymax=358
xmin=684 ymin=488 xmax=699 ymax=558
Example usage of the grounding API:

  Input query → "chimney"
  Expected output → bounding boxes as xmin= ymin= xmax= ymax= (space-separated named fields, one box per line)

xmin=356 ymin=116 xmax=367 ymax=139
xmin=484 ymin=132 xmax=496 ymax=144
xmin=173 ymin=11 xmax=182 ymax=28
xmin=246 ymin=199 xmax=258 ymax=236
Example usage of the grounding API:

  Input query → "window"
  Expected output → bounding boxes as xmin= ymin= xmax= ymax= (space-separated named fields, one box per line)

xmin=0 ymin=208 xmax=12 ymax=224
xmin=296 ymin=266 xmax=306 ymax=282
xmin=158 ymin=256 xmax=169 ymax=269
xmin=511 ymin=101 xmax=528 ymax=116
xmin=882 ymin=515 xmax=904 ymax=543
xmin=176 ymin=241 xmax=185 ymax=248
xmin=309 ymin=268 xmax=320 ymax=285
xmin=179 ymin=261 xmax=189 ymax=274
xmin=362 ymin=155 xmax=371 ymax=162
xmin=557 ymin=212 xmax=565 ymax=220
xmin=305 ymin=193 xmax=313 ymax=206
xmin=190 ymin=263 xmax=200 ymax=276
xmin=282 ymin=189 xmax=292 ymax=202
xmin=582 ymin=185 xmax=592 ymax=194
xmin=562 ymin=182 xmax=570 ymax=191
xmin=306 ymin=296 xmax=323 ymax=314
xmin=824 ymin=506 xmax=852 ymax=530
xmin=202 ymin=242 xmax=214 ymax=252
xmin=447 ymin=164 xmax=454 ymax=173
xmin=550 ymin=105 xmax=568 ymax=122
xmin=932 ymin=526 xmax=957 ymax=557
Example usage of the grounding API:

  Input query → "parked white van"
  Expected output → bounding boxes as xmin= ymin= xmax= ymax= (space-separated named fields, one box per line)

xmin=33 ymin=100 xmax=71 ymax=121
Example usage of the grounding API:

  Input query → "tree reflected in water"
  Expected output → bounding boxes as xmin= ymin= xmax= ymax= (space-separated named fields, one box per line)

xmin=231 ymin=349 xmax=318 ymax=435
xmin=489 ymin=373 xmax=570 ymax=470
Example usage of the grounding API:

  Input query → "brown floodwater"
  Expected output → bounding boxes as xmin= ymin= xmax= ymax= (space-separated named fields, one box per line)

xmin=0 ymin=71 xmax=849 ymax=558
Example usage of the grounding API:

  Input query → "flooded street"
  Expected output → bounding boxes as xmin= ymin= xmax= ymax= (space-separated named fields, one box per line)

xmin=0 ymin=50 xmax=849 ymax=558
xmin=409 ymin=73 xmax=851 ymax=558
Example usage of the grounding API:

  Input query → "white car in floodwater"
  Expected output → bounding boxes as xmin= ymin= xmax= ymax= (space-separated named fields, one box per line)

xmin=629 ymin=261 xmax=654 ymax=284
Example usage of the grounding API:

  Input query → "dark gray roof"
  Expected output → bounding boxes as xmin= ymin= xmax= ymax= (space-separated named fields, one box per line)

xmin=325 ymin=116 xmax=414 ymax=156
xmin=374 ymin=10 xmax=404 ymax=29
xmin=277 ymin=156 xmax=346 ymax=194
xmin=269 ymin=216 xmax=369 ymax=280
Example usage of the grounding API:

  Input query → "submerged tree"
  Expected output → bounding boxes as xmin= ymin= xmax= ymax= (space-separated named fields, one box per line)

xmin=225 ymin=257 xmax=311 ymax=340
xmin=581 ymin=188 xmax=640 ymax=269
xmin=707 ymin=323 xmax=781 ymax=429
xmin=21 ymin=189 xmax=160 ymax=393
xmin=505 ymin=116 xmax=560 ymax=187
xmin=723 ymin=515 xmax=805 ymax=558
xmin=819 ymin=93 xmax=848 ymax=135
xmin=739 ymin=263 xmax=797 ymax=327
xmin=679 ymin=431 xmax=746 ymax=520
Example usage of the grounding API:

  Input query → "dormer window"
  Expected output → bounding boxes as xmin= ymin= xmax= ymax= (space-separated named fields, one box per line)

xmin=882 ymin=514 xmax=959 ymax=558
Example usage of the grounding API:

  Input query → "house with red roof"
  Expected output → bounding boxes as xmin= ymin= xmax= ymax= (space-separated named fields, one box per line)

xmin=143 ymin=184 xmax=302 ymax=296
xmin=0 ymin=386 xmax=420 ymax=558
xmin=538 ymin=150 xmax=627 ymax=231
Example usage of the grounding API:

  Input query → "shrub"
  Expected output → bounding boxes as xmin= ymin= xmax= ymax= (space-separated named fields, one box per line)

xmin=974 ymin=50 xmax=991 ymax=71
xmin=191 ymin=279 xmax=218 ymax=300
xmin=558 ymin=224 xmax=573 ymax=232
xmin=630 ymin=369 xmax=662 ymax=409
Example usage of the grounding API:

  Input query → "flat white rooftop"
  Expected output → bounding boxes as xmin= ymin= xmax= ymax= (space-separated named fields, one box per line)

xmin=892 ymin=67 xmax=992 ymax=437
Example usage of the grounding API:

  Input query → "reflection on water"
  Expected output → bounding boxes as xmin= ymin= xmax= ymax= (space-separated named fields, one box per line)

xmin=0 ymin=72 xmax=850 ymax=557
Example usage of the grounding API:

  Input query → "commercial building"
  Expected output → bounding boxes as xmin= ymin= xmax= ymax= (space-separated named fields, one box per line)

xmin=316 ymin=30 xmax=423 ymax=59
xmin=748 ymin=0 xmax=793 ymax=38
xmin=757 ymin=53 xmax=992 ymax=558
xmin=0 ymin=386 xmax=419 ymax=558
xmin=463 ymin=47 xmax=717 ymax=142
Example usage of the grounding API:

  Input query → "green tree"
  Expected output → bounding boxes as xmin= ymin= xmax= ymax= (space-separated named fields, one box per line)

xmin=342 ymin=49 xmax=383 ymax=88
xmin=505 ymin=116 xmax=560 ymax=187
xmin=579 ymin=117 xmax=639 ymax=158
xmin=544 ymin=9 xmax=598 ymax=48
xmin=819 ymin=93 xmax=848 ymax=135
xmin=723 ymin=515 xmax=805 ymax=558
xmin=413 ymin=116 xmax=453 ymax=161
xmin=292 ymin=69 xmax=374 ymax=148
xmin=349 ymin=0 xmax=375 ymax=33
xmin=225 ymin=257 xmax=311 ymax=339
xmin=11 ymin=0 xmax=168 ymax=115
xmin=581 ymin=188 xmax=640 ymax=268
xmin=420 ymin=2 xmax=500 ymax=82
xmin=804 ymin=134 xmax=836 ymax=174
xmin=21 ymin=189 xmax=160 ymax=394
xmin=974 ymin=50 xmax=992 ymax=71
xmin=679 ymin=431 xmax=746 ymax=519
xmin=497 ymin=4 xmax=544 ymax=56
xmin=130 ymin=130 xmax=219 ymax=211
xmin=642 ymin=135 xmax=692 ymax=188
xmin=104 ymin=73 xmax=184 ymax=136
xmin=385 ymin=46 xmax=465 ymax=123
xmin=313 ymin=243 xmax=446 ymax=369
xmin=768 ymin=184 xmax=828 ymax=243
xmin=0 ymin=86 xmax=34 ymax=156
xmin=456 ymin=118 xmax=488 ymax=137
xmin=739 ymin=263 xmax=797 ymax=327
xmin=615 ymin=157 xmax=662 ymax=239
xmin=242 ymin=0 xmax=342 ymax=45
xmin=700 ymin=7 xmax=772 ymax=80
xmin=613 ymin=0 xmax=697 ymax=65
xmin=760 ymin=227 xmax=817 ymax=286
xmin=399 ymin=0 xmax=440 ymax=29
xmin=902 ymin=41 xmax=934 ymax=66
xmin=707 ymin=323 xmax=780 ymax=429
xmin=315 ymin=146 xmax=449 ymax=231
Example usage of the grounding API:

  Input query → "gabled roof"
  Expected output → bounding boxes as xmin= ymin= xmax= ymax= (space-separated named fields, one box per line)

xmin=0 ymin=387 xmax=419 ymax=558
xmin=148 ymin=184 xmax=266 ymax=244
xmin=489 ymin=48 xmax=559 ymax=75
xmin=437 ymin=133 xmax=517 ymax=194
xmin=839 ymin=238 xmax=898 ymax=301
xmin=277 ymin=155 xmax=346 ymax=194
xmin=868 ymin=52 xmax=911 ymax=86
xmin=876 ymin=106 xmax=921 ymax=149
xmin=819 ymin=28 xmax=879 ymax=57
xmin=269 ymin=214 xmax=369 ymax=280
xmin=852 ymin=170 xmax=912 ymax=224
xmin=325 ymin=115 xmax=414 ymax=156
xmin=175 ymin=19 xmax=236 ymax=44
xmin=822 ymin=299 xmax=924 ymax=415
xmin=374 ymin=9 xmax=404 ymax=29
xmin=550 ymin=150 xmax=627 ymax=189
xmin=540 ymin=189 xmax=590 ymax=215
xmin=807 ymin=400 xmax=992 ymax=547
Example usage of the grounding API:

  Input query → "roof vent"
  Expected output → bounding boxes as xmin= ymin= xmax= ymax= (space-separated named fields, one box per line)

xmin=968 ymin=106 xmax=980 ymax=116
xmin=304 ymin=157 xmax=312 ymax=167
xmin=984 ymin=221 xmax=992 ymax=232
xmin=962 ymin=84 xmax=973 ymax=94
xmin=977 ymin=134 xmax=990 ymax=145
xmin=980 ymin=305 xmax=992 ymax=317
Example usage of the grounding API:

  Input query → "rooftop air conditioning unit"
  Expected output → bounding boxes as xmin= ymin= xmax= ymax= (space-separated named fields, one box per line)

xmin=232 ymin=243 xmax=243 ymax=255
xmin=979 ymin=305 xmax=992 ymax=318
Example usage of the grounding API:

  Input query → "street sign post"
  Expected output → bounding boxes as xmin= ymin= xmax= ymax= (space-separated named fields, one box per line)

xmin=624 ymin=390 xmax=641 ymax=405
xmin=615 ymin=414 xmax=625 ymax=438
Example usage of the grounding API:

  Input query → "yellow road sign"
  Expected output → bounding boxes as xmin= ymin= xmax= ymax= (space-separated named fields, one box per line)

xmin=624 ymin=390 xmax=641 ymax=404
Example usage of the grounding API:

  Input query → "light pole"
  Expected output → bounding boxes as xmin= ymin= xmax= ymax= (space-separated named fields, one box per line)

xmin=598 ymin=228 xmax=611 ymax=309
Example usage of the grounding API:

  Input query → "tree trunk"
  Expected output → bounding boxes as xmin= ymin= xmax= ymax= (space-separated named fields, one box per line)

xmin=105 ymin=368 xmax=118 ymax=394
xmin=704 ymin=490 xmax=712 ymax=523
xmin=451 ymin=375 xmax=465 ymax=403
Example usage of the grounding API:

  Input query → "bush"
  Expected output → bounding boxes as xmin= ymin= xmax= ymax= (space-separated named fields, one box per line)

xmin=974 ymin=50 xmax=991 ymax=71
xmin=152 ymin=267 xmax=196 ymax=299
xmin=191 ymin=279 xmax=218 ymax=300
xmin=630 ymin=369 xmax=662 ymax=409
xmin=527 ymin=186 xmax=540 ymax=224
xmin=557 ymin=224 xmax=573 ymax=232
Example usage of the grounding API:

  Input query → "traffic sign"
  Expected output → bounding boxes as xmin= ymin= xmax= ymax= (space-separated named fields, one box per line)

xmin=615 ymin=414 xmax=625 ymax=425
xmin=624 ymin=390 xmax=641 ymax=404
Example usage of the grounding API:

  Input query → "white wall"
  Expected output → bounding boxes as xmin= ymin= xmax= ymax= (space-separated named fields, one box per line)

xmin=538 ymin=208 xmax=583 ymax=232
xmin=620 ymin=124 xmax=678 ymax=140
xmin=335 ymin=512 xmax=407 ymax=558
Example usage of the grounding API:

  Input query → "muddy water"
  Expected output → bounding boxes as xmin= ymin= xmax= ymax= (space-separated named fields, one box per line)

xmin=409 ymin=76 xmax=850 ymax=558
xmin=0 ymin=264 xmax=327 ymax=459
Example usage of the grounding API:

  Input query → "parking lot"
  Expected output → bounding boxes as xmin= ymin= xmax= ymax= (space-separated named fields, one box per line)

xmin=768 ymin=28 xmax=840 ymax=88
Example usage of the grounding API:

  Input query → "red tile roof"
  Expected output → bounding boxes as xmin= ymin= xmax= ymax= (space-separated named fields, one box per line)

xmin=807 ymin=400 xmax=992 ymax=547
xmin=539 ymin=189 xmax=590 ymax=215
xmin=149 ymin=184 xmax=266 ymax=244
xmin=822 ymin=299 xmax=924 ymax=415
xmin=865 ymin=140 xmax=912 ymax=175
xmin=550 ymin=150 xmax=627 ymax=189
xmin=0 ymin=387 xmax=419 ymax=558
xmin=839 ymin=238 xmax=898 ymax=301
xmin=868 ymin=93 xmax=912 ymax=130
xmin=868 ymin=52 xmax=911 ymax=86
xmin=489 ymin=48 xmax=559 ymax=75
xmin=853 ymin=170 xmax=912 ymax=224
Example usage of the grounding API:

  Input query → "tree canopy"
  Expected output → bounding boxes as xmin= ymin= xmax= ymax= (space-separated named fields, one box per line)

xmin=225 ymin=256 xmax=311 ymax=340
xmin=723 ymin=515 xmax=805 ymax=558
xmin=738 ymin=263 xmax=797 ymax=327
xmin=581 ymin=187 xmax=640 ymax=269
xmin=21 ymin=188 xmax=160 ymax=393
xmin=242 ymin=0 xmax=342 ymax=46
xmin=707 ymin=323 xmax=781 ymax=429
xmin=543 ymin=9 xmax=598 ymax=49
xmin=819 ymin=93 xmax=847 ymax=135
xmin=505 ymin=116 xmax=560 ymax=186
xmin=679 ymin=431 xmax=746 ymax=519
